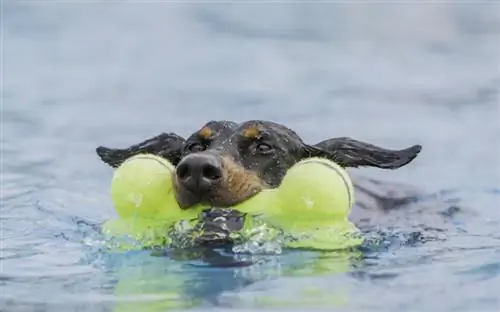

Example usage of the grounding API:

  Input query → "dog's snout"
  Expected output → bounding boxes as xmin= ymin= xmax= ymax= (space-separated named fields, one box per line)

xmin=176 ymin=153 xmax=222 ymax=195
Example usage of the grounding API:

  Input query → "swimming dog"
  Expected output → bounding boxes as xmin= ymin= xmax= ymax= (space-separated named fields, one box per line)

xmin=96 ymin=120 xmax=422 ymax=246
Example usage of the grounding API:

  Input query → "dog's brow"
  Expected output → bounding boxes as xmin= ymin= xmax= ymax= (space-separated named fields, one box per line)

xmin=241 ymin=125 xmax=261 ymax=139
xmin=198 ymin=126 xmax=214 ymax=140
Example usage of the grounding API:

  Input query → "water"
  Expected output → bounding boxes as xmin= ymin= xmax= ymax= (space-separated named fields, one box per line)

xmin=2 ymin=1 xmax=500 ymax=311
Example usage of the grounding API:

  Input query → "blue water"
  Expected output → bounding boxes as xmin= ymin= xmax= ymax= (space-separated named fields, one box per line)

xmin=2 ymin=2 xmax=500 ymax=311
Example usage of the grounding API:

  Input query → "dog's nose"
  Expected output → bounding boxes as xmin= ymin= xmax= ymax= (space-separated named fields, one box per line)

xmin=175 ymin=153 xmax=223 ymax=195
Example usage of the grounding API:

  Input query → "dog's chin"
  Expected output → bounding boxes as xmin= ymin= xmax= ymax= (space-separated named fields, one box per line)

xmin=173 ymin=184 xmax=262 ymax=210
xmin=192 ymin=207 xmax=247 ymax=248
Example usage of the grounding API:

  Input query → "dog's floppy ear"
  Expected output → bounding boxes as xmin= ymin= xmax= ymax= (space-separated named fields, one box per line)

xmin=96 ymin=132 xmax=186 ymax=168
xmin=304 ymin=137 xmax=422 ymax=169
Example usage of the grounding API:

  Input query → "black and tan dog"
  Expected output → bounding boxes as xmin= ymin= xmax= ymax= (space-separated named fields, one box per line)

xmin=96 ymin=120 xmax=422 ymax=246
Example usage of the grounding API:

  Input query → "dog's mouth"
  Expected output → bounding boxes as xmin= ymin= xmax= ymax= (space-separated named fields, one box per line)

xmin=172 ymin=155 xmax=265 ymax=209
xmin=168 ymin=155 xmax=267 ymax=247
xmin=173 ymin=183 xmax=262 ymax=210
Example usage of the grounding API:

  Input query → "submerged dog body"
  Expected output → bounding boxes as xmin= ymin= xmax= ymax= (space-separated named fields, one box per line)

xmin=96 ymin=120 xmax=422 ymax=225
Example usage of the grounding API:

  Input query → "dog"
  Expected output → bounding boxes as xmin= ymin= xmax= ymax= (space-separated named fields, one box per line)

xmin=96 ymin=120 xmax=422 ymax=246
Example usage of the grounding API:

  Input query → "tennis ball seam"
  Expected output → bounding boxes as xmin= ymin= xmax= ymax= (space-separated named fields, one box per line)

xmin=294 ymin=159 xmax=353 ymax=207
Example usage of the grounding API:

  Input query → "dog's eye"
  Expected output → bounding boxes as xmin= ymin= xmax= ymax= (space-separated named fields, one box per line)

xmin=187 ymin=143 xmax=205 ymax=152
xmin=255 ymin=143 xmax=273 ymax=154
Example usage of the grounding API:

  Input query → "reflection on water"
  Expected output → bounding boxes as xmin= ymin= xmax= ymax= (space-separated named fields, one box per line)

xmin=106 ymin=246 xmax=363 ymax=310
xmin=3 ymin=1 xmax=500 ymax=311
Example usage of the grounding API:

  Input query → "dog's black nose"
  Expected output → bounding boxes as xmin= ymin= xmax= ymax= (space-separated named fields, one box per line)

xmin=176 ymin=153 xmax=223 ymax=196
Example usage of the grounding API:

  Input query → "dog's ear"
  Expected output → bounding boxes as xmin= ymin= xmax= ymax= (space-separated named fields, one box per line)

xmin=303 ymin=137 xmax=422 ymax=169
xmin=96 ymin=132 xmax=186 ymax=168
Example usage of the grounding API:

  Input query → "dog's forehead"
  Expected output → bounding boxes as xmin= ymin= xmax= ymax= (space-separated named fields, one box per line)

xmin=190 ymin=120 xmax=306 ymax=154
xmin=190 ymin=120 xmax=237 ymax=141
xmin=235 ymin=120 xmax=303 ymax=142
xmin=198 ymin=120 xmax=304 ymax=156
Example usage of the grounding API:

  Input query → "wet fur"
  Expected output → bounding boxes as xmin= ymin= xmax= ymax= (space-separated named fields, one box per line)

xmin=96 ymin=120 xmax=422 ymax=212
xmin=172 ymin=155 xmax=264 ymax=209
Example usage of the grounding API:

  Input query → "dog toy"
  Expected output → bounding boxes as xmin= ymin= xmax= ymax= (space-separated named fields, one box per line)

xmin=101 ymin=154 xmax=199 ymax=247
xmin=102 ymin=154 xmax=362 ymax=250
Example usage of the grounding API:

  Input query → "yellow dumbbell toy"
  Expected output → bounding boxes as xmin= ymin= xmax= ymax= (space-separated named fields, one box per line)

xmin=103 ymin=154 xmax=362 ymax=250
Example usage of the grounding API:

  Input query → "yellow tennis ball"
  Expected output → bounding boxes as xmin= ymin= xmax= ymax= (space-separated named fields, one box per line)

xmin=274 ymin=157 xmax=361 ymax=250
xmin=278 ymin=157 xmax=355 ymax=222
xmin=110 ymin=154 xmax=178 ymax=220
xmin=102 ymin=154 xmax=195 ymax=247
xmin=103 ymin=154 xmax=203 ymax=245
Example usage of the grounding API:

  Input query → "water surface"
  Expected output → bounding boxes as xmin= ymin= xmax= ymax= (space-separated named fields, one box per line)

xmin=2 ymin=2 xmax=500 ymax=311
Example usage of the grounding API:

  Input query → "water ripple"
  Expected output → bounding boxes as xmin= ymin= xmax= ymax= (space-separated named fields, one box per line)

xmin=3 ymin=1 xmax=500 ymax=311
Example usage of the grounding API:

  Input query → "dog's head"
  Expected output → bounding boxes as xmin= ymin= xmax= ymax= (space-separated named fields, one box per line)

xmin=97 ymin=120 xmax=422 ymax=210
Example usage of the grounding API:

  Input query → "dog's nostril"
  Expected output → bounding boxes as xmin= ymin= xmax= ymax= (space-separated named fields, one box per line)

xmin=176 ymin=163 xmax=190 ymax=180
xmin=175 ymin=153 xmax=222 ymax=195
xmin=202 ymin=164 xmax=222 ymax=180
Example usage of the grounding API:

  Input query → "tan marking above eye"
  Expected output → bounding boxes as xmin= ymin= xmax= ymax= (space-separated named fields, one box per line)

xmin=242 ymin=125 xmax=261 ymax=139
xmin=198 ymin=126 xmax=214 ymax=140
